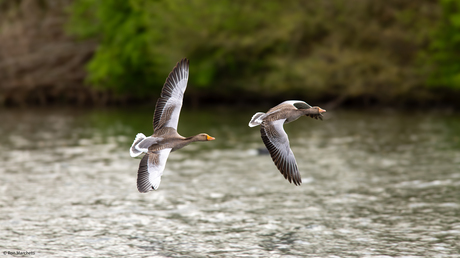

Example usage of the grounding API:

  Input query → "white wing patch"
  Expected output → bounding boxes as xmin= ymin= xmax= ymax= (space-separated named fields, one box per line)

xmin=137 ymin=148 xmax=172 ymax=192
xmin=148 ymin=148 xmax=172 ymax=190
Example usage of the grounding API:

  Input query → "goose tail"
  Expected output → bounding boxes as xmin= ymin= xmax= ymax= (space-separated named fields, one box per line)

xmin=249 ymin=112 xmax=265 ymax=127
xmin=130 ymin=133 xmax=147 ymax=157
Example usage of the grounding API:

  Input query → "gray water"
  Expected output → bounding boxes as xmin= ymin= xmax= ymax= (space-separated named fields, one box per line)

xmin=0 ymin=107 xmax=459 ymax=257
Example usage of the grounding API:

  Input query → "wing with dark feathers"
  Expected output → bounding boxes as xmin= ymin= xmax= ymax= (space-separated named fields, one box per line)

xmin=137 ymin=148 xmax=172 ymax=193
xmin=153 ymin=58 xmax=189 ymax=132
xmin=289 ymin=100 xmax=323 ymax=120
xmin=260 ymin=120 xmax=302 ymax=185
xmin=137 ymin=155 xmax=152 ymax=193
xmin=307 ymin=114 xmax=323 ymax=120
xmin=293 ymin=101 xmax=312 ymax=110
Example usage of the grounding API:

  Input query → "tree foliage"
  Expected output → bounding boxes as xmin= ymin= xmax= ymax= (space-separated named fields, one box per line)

xmin=68 ymin=0 xmax=158 ymax=95
xmin=68 ymin=0 xmax=445 ymax=103
xmin=427 ymin=0 xmax=460 ymax=89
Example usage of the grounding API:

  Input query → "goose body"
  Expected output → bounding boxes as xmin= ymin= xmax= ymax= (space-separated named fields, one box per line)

xmin=130 ymin=58 xmax=215 ymax=192
xmin=249 ymin=100 xmax=326 ymax=185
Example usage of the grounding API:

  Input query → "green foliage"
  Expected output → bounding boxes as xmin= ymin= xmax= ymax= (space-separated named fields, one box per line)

xmin=68 ymin=0 xmax=442 ymax=101
xmin=68 ymin=0 xmax=160 ymax=95
xmin=426 ymin=0 xmax=460 ymax=89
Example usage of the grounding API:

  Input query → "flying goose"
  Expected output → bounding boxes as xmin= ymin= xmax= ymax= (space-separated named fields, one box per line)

xmin=130 ymin=58 xmax=215 ymax=192
xmin=249 ymin=100 xmax=326 ymax=185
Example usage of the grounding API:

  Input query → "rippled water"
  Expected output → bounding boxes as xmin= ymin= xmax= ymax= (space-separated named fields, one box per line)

xmin=0 ymin=107 xmax=459 ymax=257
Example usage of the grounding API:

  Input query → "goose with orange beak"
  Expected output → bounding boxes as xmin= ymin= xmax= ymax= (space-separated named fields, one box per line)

xmin=130 ymin=58 xmax=215 ymax=192
xmin=249 ymin=100 xmax=326 ymax=186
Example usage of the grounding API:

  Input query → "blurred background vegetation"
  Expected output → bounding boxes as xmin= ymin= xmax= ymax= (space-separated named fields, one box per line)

xmin=1 ymin=0 xmax=460 ymax=107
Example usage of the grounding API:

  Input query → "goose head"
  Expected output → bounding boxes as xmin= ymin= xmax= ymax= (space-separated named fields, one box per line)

xmin=195 ymin=133 xmax=216 ymax=141
xmin=305 ymin=106 xmax=326 ymax=120
xmin=309 ymin=106 xmax=327 ymax=115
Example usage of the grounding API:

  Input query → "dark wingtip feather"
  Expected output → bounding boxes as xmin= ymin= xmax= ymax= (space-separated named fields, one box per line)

xmin=260 ymin=126 xmax=302 ymax=186
xmin=161 ymin=58 xmax=189 ymax=99
xmin=137 ymin=155 xmax=153 ymax=193
xmin=307 ymin=114 xmax=323 ymax=121
xmin=153 ymin=58 xmax=190 ymax=130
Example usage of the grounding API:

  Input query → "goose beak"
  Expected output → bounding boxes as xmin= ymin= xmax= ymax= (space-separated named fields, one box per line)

xmin=206 ymin=135 xmax=215 ymax=141
xmin=319 ymin=108 xmax=327 ymax=113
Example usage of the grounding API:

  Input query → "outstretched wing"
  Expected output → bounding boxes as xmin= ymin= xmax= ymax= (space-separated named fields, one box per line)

xmin=137 ymin=148 xmax=172 ymax=192
xmin=280 ymin=100 xmax=323 ymax=120
xmin=279 ymin=100 xmax=312 ymax=110
xmin=153 ymin=58 xmax=189 ymax=132
xmin=260 ymin=120 xmax=302 ymax=185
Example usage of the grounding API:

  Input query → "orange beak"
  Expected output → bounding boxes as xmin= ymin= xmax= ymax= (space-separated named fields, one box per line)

xmin=319 ymin=108 xmax=327 ymax=113
xmin=206 ymin=135 xmax=215 ymax=141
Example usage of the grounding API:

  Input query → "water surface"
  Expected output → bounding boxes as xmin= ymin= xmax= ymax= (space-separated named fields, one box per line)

xmin=0 ymin=107 xmax=459 ymax=257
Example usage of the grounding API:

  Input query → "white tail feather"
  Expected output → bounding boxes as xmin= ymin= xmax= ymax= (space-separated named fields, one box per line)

xmin=130 ymin=133 xmax=146 ymax=157
xmin=248 ymin=112 xmax=265 ymax=127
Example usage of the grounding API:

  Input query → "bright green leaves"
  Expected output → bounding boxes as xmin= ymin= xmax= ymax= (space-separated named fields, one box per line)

xmin=426 ymin=0 xmax=460 ymax=89
xmin=67 ymin=0 xmax=457 ymax=101
xmin=68 ymin=0 xmax=158 ymax=95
